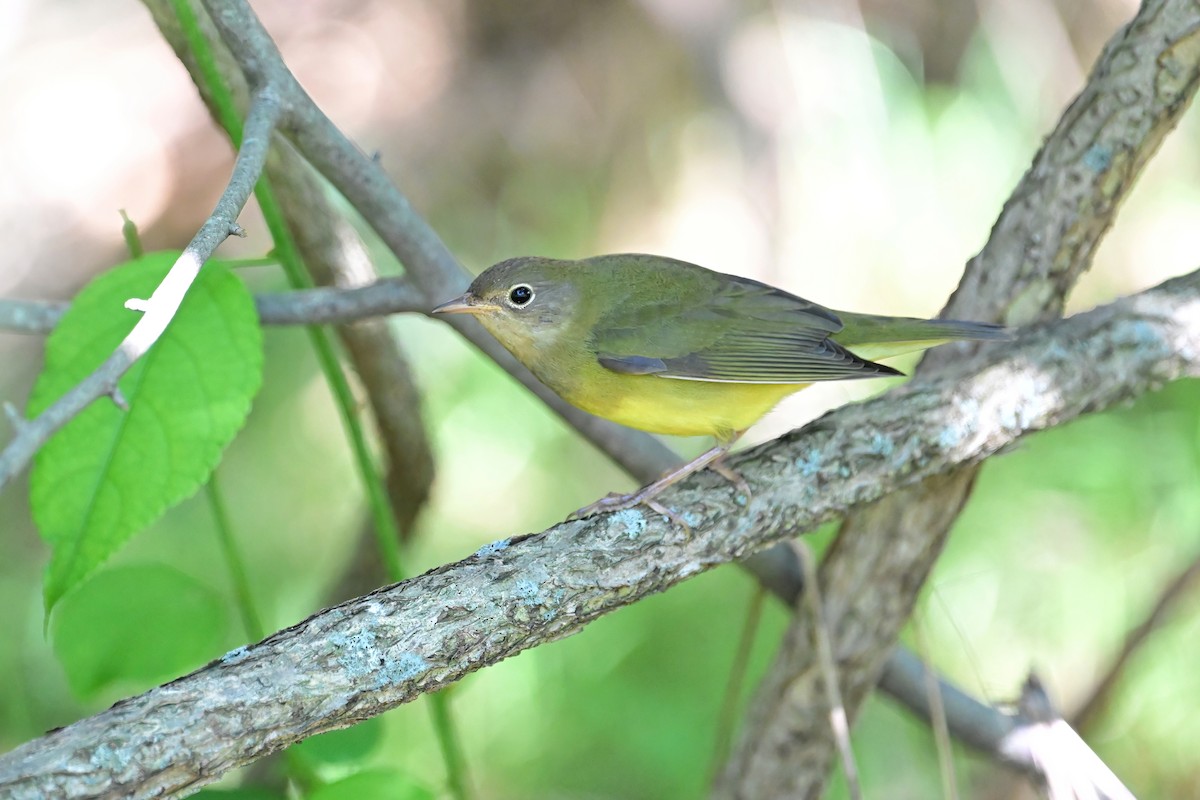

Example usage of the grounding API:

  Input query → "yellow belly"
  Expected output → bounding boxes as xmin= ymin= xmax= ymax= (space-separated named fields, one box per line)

xmin=561 ymin=372 xmax=805 ymax=440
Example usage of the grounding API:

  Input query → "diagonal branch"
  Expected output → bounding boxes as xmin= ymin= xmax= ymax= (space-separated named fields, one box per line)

xmin=0 ymin=86 xmax=283 ymax=493
xmin=1 ymin=268 xmax=1198 ymax=799
xmin=1071 ymin=548 xmax=1200 ymax=731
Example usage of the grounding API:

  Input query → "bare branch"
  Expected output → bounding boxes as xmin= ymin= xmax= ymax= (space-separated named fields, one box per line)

xmin=1071 ymin=549 xmax=1200 ymax=731
xmin=1 ymin=269 xmax=1198 ymax=799
xmin=0 ymin=278 xmax=426 ymax=336
xmin=798 ymin=541 xmax=862 ymax=800
xmin=0 ymin=87 xmax=283 ymax=492
xmin=253 ymin=277 xmax=426 ymax=325
xmin=0 ymin=299 xmax=66 ymax=334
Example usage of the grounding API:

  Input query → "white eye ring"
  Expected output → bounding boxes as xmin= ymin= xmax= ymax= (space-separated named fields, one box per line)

xmin=507 ymin=284 xmax=535 ymax=307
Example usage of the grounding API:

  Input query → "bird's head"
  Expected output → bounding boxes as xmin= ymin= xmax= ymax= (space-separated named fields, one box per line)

xmin=432 ymin=257 xmax=583 ymax=355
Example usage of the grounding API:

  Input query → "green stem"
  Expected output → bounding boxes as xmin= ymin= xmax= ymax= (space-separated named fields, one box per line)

xmin=170 ymin=3 xmax=470 ymax=795
xmin=206 ymin=474 xmax=265 ymax=641
xmin=428 ymin=688 xmax=471 ymax=800
xmin=120 ymin=210 xmax=144 ymax=258
xmin=708 ymin=583 xmax=764 ymax=786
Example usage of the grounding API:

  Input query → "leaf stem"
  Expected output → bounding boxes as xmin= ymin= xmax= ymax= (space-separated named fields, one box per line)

xmin=119 ymin=210 xmax=144 ymax=258
xmin=206 ymin=473 xmax=265 ymax=641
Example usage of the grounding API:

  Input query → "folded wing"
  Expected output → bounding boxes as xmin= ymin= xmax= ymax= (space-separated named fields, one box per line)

xmin=593 ymin=274 xmax=900 ymax=384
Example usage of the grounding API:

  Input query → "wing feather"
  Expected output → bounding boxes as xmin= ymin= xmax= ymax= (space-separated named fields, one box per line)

xmin=592 ymin=267 xmax=900 ymax=384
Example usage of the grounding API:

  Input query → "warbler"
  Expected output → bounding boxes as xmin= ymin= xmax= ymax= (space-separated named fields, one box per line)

xmin=433 ymin=254 xmax=1007 ymax=521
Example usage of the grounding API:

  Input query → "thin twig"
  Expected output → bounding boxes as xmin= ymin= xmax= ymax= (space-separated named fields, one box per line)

xmin=912 ymin=615 xmax=959 ymax=800
xmin=206 ymin=473 xmax=265 ymax=641
xmin=1071 ymin=548 xmax=1200 ymax=731
xmin=708 ymin=584 xmax=765 ymax=786
xmin=0 ymin=277 xmax=426 ymax=336
xmin=798 ymin=541 xmax=862 ymax=800
xmin=0 ymin=86 xmax=282 ymax=492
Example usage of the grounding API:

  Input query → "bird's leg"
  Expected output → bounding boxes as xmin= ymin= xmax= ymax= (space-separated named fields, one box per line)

xmin=710 ymin=458 xmax=752 ymax=501
xmin=569 ymin=431 xmax=748 ymax=525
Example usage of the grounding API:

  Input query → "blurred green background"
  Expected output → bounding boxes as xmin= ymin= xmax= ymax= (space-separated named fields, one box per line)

xmin=2 ymin=0 xmax=1200 ymax=797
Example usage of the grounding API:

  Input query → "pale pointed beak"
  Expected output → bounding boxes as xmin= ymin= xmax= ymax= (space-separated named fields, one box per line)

xmin=431 ymin=293 xmax=481 ymax=315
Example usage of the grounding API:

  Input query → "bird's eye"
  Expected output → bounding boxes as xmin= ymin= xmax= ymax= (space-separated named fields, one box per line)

xmin=508 ymin=284 xmax=534 ymax=306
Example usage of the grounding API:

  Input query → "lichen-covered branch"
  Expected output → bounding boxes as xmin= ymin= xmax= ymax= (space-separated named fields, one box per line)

xmin=1 ymin=268 xmax=1198 ymax=799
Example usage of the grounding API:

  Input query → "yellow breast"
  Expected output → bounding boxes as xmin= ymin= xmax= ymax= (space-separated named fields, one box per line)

xmin=558 ymin=370 xmax=804 ymax=441
xmin=473 ymin=309 xmax=804 ymax=441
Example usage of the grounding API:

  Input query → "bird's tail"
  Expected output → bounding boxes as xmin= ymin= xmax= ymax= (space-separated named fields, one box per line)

xmin=834 ymin=312 xmax=1011 ymax=362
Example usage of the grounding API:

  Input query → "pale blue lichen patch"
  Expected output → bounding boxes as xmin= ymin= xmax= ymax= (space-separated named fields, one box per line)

xmin=90 ymin=742 xmax=130 ymax=771
xmin=956 ymin=397 xmax=980 ymax=419
xmin=937 ymin=426 xmax=965 ymax=449
xmin=475 ymin=538 xmax=511 ymax=557
xmin=1083 ymin=143 xmax=1112 ymax=172
xmin=868 ymin=433 xmax=894 ymax=457
xmin=1122 ymin=319 xmax=1164 ymax=349
xmin=328 ymin=628 xmax=379 ymax=680
xmin=514 ymin=579 xmax=546 ymax=607
xmin=330 ymin=627 xmax=430 ymax=687
xmin=796 ymin=448 xmax=823 ymax=476
xmin=220 ymin=645 xmax=249 ymax=664
xmin=388 ymin=652 xmax=430 ymax=683
xmin=610 ymin=508 xmax=646 ymax=539
xmin=681 ymin=509 xmax=705 ymax=529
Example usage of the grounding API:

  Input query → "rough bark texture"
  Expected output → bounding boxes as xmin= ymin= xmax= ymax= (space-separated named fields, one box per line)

xmin=719 ymin=1 xmax=1200 ymax=797
xmin=2 ymin=272 xmax=1200 ymax=799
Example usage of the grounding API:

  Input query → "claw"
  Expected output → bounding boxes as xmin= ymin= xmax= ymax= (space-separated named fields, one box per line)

xmin=568 ymin=433 xmax=749 ymax=532
xmin=711 ymin=460 xmax=752 ymax=503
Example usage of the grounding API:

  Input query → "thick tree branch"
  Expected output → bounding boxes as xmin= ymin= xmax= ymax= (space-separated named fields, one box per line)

xmin=1 ymin=269 xmax=1198 ymax=799
xmin=0 ymin=86 xmax=283 ymax=492
xmin=722 ymin=1 xmax=1200 ymax=795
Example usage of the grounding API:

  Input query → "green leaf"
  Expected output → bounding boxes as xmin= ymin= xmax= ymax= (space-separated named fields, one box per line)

xmin=307 ymin=770 xmax=433 ymax=800
xmin=291 ymin=718 xmax=385 ymax=766
xmin=29 ymin=251 xmax=263 ymax=614
xmin=51 ymin=564 xmax=227 ymax=697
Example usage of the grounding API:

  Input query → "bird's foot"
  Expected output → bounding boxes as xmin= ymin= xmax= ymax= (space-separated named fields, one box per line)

xmin=710 ymin=460 xmax=752 ymax=504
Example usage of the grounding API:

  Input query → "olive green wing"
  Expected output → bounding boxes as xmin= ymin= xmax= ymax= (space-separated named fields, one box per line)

xmin=592 ymin=274 xmax=900 ymax=384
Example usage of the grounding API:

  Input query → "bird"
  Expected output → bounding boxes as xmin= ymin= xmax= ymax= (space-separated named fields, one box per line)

xmin=433 ymin=253 xmax=1008 ymax=523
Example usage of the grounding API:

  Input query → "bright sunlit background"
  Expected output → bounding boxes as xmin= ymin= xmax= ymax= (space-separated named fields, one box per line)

xmin=3 ymin=0 xmax=1199 ymax=797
